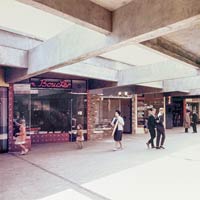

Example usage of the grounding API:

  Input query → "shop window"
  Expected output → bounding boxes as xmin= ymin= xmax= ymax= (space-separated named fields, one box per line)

xmin=95 ymin=98 xmax=132 ymax=133
xmin=14 ymin=85 xmax=87 ymax=134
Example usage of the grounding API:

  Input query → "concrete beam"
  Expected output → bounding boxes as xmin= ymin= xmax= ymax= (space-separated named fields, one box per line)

xmin=118 ymin=60 xmax=199 ymax=86
xmin=0 ymin=46 xmax=27 ymax=68
xmin=0 ymin=29 xmax=42 ymax=50
xmin=112 ymin=0 xmax=200 ymax=42
xmin=15 ymin=0 xmax=200 ymax=81
xmin=164 ymin=75 xmax=200 ymax=92
xmin=82 ymin=57 xmax=133 ymax=71
xmin=6 ymin=57 xmax=119 ymax=83
xmin=143 ymin=37 xmax=200 ymax=68
xmin=17 ymin=0 xmax=112 ymax=34
xmin=53 ymin=62 xmax=118 ymax=81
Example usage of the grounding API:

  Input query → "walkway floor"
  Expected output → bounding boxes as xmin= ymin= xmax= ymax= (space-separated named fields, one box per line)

xmin=1 ymin=127 xmax=200 ymax=200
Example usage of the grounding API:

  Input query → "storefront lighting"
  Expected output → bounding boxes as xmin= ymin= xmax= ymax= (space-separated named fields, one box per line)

xmin=168 ymin=96 xmax=171 ymax=104
xmin=124 ymin=91 xmax=128 ymax=96
xmin=118 ymin=91 xmax=122 ymax=96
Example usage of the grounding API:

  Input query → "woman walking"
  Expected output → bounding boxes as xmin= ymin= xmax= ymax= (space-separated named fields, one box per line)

xmin=111 ymin=110 xmax=124 ymax=151
xmin=156 ymin=108 xmax=165 ymax=149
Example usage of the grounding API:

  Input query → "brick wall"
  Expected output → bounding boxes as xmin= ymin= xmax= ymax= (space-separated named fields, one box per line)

xmin=132 ymin=95 xmax=137 ymax=134
xmin=87 ymin=94 xmax=99 ymax=139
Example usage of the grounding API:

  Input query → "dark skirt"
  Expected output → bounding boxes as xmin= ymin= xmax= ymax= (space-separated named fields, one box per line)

xmin=114 ymin=130 xmax=123 ymax=141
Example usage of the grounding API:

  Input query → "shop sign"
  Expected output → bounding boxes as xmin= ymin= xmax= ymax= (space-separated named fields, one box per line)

xmin=14 ymin=84 xmax=31 ymax=94
xmin=30 ymin=78 xmax=72 ymax=89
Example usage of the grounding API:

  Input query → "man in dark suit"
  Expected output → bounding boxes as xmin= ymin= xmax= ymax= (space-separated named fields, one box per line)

xmin=156 ymin=108 xmax=165 ymax=149
xmin=146 ymin=108 xmax=156 ymax=148
xmin=191 ymin=110 xmax=198 ymax=133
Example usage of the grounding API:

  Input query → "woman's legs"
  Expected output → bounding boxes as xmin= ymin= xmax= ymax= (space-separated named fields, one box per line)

xmin=76 ymin=141 xmax=83 ymax=149
xmin=119 ymin=141 xmax=123 ymax=149
xmin=19 ymin=144 xmax=28 ymax=154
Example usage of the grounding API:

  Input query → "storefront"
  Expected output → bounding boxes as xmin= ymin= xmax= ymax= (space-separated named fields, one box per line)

xmin=95 ymin=97 xmax=132 ymax=133
xmin=165 ymin=96 xmax=200 ymax=129
xmin=87 ymin=94 xmax=133 ymax=140
xmin=136 ymin=93 xmax=164 ymax=133
xmin=9 ymin=78 xmax=87 ymax=151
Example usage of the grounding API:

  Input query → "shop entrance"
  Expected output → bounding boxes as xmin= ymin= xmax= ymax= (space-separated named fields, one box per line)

xmin=121 ymin=99 xmax=132 ymax=133
xmin=95 ymin=97 xmax=132 ymax=134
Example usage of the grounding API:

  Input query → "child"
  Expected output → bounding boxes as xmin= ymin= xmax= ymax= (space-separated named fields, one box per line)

xmin=76 ymin=124 xmax=84 ymax=149
xmin=15 ymin=119 xmax=29 ymax=155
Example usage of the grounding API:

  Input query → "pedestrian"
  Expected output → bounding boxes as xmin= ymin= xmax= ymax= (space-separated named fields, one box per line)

xmin=191 ymin=110 xmax=198 ymax=133
xmin=76 ymin=124 xmax=84 ymax=149
xmin=144 ymin=118 xmax=148 ymax=134
xmin=146 ymin=108 xmax=156 ymax=149
xmin=111 ymin=110 xmax=124 ymax=151
xmin=156 ymin=108 xmax=165 ymax=149
xmin=15 ymin=119 xmax=29 ymax=155
xmin=184 ymin=109 xmax=191 ymax=133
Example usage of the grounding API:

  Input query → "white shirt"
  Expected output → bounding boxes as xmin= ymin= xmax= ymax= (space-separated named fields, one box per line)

xmin=111 ymin=116 xmax=124 ymax=131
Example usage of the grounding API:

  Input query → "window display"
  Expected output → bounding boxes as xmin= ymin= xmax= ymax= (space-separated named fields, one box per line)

xmin=14 ymin=81 xmax=87 ymax=135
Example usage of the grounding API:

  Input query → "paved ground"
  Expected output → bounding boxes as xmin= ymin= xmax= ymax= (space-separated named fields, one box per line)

xmin=1 ymin=127 xmax=200 ymax=200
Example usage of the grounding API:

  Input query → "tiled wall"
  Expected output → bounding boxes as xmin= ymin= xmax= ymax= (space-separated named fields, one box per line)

xmin=31 ymin=133 xmax=69 ymax=144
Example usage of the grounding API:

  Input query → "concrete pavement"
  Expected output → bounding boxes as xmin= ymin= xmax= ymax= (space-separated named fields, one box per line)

xmin=1 ymin=127 xmax=200 ymax=200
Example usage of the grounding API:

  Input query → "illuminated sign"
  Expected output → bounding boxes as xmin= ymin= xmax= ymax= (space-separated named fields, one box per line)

xmin=30 ymin=78 xmax=72 ymax=89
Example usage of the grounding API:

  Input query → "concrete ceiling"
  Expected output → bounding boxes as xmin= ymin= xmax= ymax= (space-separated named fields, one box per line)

xmin=100 ymin=44 xmax=169 ymax=66
xmin=0 ymin=0 xmax=73 ymax=40
xmin=164 ymin=24 xmax=200 ymax=57
xmin=1 ymin=0 xmax=200 ymax=94
xmin=89 ymin=0 xmax=135 ymax=11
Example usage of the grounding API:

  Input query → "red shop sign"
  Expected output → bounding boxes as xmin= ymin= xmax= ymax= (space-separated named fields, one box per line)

xmin=30 ymin=78 xmax=72 ymax=89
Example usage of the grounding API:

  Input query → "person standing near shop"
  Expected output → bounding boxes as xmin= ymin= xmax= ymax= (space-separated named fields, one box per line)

xmin=111 ymin=110 xmax=124 ymax=151
xmin=184 ymin=109 xmax=191 ymax=133
xmin=15 ymin=119 xmax=29 ymax=155
xmin=156 ymin=108 xmax=165 ymax=149
xmin=146 ymin=108 xmax=156 ymax=149
xmin=191 ymin=110 xmax=198 ymax=133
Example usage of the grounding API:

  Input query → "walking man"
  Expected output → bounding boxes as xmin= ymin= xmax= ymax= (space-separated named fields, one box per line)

xmin=191 ymin=110 xmax=198 ymax=133
xmin=184 ymin=109 xmax=191 ymax=133
xmin=146 ymin=108 xmax=156 ymax=149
